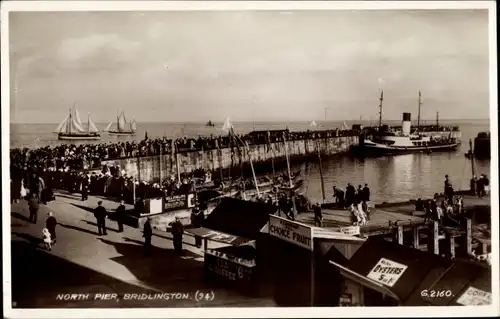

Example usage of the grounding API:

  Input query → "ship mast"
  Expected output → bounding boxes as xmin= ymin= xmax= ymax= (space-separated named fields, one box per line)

xmin=378 ymin=90 xmax=384 ymax=128
xmin=417 ymin=91 xmax=422 ymax=131
xmin=469 ymin=139 xmax=476 ymax=178
xmin=68 ymin=108 xmax=72 ymax=134
xmin=436 ymin=111 xmax=439 ymax=127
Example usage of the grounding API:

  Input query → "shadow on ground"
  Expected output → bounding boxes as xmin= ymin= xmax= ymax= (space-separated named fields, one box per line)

xmin=10 ymin=241 xmax=162 ymax=308
xmin=11 ymin=211 xmax=31 ymax=223
xmin=82 ymin=220 xmax=120 ymax=233
xmin=58 ymin=222 xmax=99 ymax=236
xmin=54 ymin=193 xmax=86 ymax=200
xmin=97 ymin=237 xmax=209 ymax=291
xmin=71 ymin=203 xmax=138 ymax=228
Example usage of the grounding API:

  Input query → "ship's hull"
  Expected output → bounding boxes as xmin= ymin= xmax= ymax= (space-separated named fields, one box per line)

xmin=474 ymin=137 xmax=490 ymax=159
xmin=108 ymin=130 xmax=136 ymax=136
xmin=354 ymin=141 xmax=461 ymax=156
xmin=58 ymin=133 xmax=101 ymax=140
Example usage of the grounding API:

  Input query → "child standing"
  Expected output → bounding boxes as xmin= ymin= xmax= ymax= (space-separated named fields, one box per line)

xmin=42 ymin=228 xmax=52 ymax=251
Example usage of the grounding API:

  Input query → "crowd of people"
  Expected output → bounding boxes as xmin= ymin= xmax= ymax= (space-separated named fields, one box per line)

xmin=331 ymin=183 xmax=371 ymax=226
xmin=412 ymin=174 xmax=485 ymax=226
xmin=470 ymin=174 xmax=490 ymax=198
xmin=10 ymin=128 xmax=357 ymax=172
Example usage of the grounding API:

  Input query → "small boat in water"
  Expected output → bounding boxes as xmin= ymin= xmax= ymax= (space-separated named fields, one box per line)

xmin=54 ymin=105 xmax=101 ymax=140
xmin=206 ymin=120 xmax=215 ymax=127
xmin=105 ymin=110 xmax=137 ymax=135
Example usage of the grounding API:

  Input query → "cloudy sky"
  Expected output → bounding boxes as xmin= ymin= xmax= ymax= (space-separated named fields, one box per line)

xmin=9 ymin=9 xmax=490 ymax=123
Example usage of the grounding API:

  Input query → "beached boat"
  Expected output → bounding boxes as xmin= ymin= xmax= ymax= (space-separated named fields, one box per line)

xmin=105 ymin=110 xmax=137 ymax=135
xmin=355 ymin=91 xmax=461 ymax=155
xmin=54 ymin=105 xmax=101 ymax=140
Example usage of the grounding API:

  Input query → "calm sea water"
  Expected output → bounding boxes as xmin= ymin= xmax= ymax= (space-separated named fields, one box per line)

xmin=10 ymin=119 xmax=491 ymax=203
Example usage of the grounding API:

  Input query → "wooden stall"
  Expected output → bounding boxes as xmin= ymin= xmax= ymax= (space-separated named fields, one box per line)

xmin=263 ymin=215 xmax=365 ymax=306
xmin=186 ymin=198 xmax=276 ymax=295
xmin=329 ymin=237 xmax=492 ymax=306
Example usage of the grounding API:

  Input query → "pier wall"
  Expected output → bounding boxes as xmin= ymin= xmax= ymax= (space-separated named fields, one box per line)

xmin=101 ymin=136 xmax=358 ymax=183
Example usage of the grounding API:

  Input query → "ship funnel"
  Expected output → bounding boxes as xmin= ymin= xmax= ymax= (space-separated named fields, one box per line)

xmin=402 ymin=112 xmax=411 ymax=136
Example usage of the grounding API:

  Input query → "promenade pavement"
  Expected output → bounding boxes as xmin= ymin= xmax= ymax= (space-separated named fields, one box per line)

xmin=10 ymin=191 xmax=277 ymax=308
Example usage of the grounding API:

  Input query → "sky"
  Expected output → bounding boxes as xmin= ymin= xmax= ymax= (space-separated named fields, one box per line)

xmin=9 ymin=9 xmax=491 ymax=123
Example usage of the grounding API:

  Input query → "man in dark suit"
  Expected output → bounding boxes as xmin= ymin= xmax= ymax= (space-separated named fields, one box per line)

xmin=81 ymin=172 xmax=89 ymax=201
xmin=115 ymin=200 xmax=126 ymax=232
xmin=93 ymin=201 xmax=108 ymax=236
xmin=28 ymin=193 xmax=40 ymax=224
xmin=345 ymin=183 xmax=356 ymax=207
xmin=362 ymin=184 xmax=371 ymax=203
xmin=143 ymin=218 xmax=153 ymax=255
xmin=170 ymin=217 xmax=184 ymax=254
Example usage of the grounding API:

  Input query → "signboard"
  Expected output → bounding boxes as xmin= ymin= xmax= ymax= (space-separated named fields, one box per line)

xmin=339 ymin=226 xmax=360 ymax=236
xmin=187 ymin=228 xmax=253 ymax=246
xmin=456 ymin=287 xmax=492 ymax=306
xmin=268 ymin=215 xmax=313 ymax=250
xmin=186 ymin=193 xmax=196 ymax=208
xmin=339 ymin=293 xmax=353 ymax=307
xmin=164 ymin=194 xmax=187 ymax=211
xmin=367 ymin=258 xmax=408 ymax=287
xmin=205 ymin=230 xmax=239 ymax=245
xmin=204 ymin=251 xmax=254 ymax=282
xmin=143 ymin=198 xmax=163 ymax=216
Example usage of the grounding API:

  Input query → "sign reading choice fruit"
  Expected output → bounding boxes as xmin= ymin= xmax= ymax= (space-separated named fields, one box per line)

xmin=366 ymin=258 xmax=408 ymax=287
xmin=268 ymin=215 xmax=313 ymax=250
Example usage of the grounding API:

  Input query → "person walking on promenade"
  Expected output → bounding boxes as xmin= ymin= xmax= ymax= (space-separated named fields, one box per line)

xmin=345 ymin=183 xmax=355 ymax=208
xmin=42 ymin=228 xmax=52 ymax=251
xmin=444 ymin=175 xmax=451 ymax=195
xmin=28 ymin=193 xmax=40 ymax=224
xmin=93 ymin=201 xmax=108 ymax=236
xmin=190 ymin=208 xmax=201 ymax=247
xmin=81 ymin=172 xmax=89 ymax=201
xmin=170 ymin=217 xmax=184 ymax=254
xmin=190 ymin=207 xmax=204 ymax=248
xmin=470 ymin=176 xmax=477 ymax=196
xmin=362 ymin=184 xmax=370 ymax=203
xmin=143 ymin=218 xmax=153 ymax=255
xmin=313 ymin=203 xmax=323 ymax=227
xmin=332 ymin=186 xmax=339 ymax=203
xmin=115 ymin=200 xmax=126 ymax=232
xmin=46 ymin=212 xmax=57 ymax=245
xmin=356 ymin=185 xmax=363 ymax=202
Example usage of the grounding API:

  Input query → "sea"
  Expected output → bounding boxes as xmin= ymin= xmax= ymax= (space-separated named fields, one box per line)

xmin=10 ymin=119 xmax=491 ymax=203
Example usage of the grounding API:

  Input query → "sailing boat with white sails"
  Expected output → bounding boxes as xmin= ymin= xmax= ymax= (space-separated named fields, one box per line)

xmin=105 ymin=110 xmax=137 ymax=135
xmin=54 ymin=105 xmax=101 ymax=140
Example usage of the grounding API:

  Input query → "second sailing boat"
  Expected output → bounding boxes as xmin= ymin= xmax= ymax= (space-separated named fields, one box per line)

xmin=54 ymin=105 xmax=101 ymax=140
xmin=105 ymin=110 xmax=137 ymax=135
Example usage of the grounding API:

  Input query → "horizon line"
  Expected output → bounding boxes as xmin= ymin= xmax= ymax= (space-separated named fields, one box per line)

xmin=10 ymin=118 xmax=490 ymax=125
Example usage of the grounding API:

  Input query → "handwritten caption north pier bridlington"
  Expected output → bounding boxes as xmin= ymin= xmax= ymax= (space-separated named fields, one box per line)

xmin=55 ymin=291 xmax=215 ymax=302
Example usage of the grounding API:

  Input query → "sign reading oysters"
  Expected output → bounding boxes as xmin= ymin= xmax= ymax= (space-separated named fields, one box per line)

xmin=367 ymin=258 xmax=408 ymax=287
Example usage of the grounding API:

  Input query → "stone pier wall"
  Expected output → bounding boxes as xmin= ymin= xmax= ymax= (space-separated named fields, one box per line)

xmin=101 ymin=135 xmax=358 ymax=183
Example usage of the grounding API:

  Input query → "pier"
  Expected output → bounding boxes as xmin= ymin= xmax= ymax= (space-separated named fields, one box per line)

xmin=296 ymin=193 xmax=491 ymax=260
xmin=98 ymin=125 xmax=461 ymax=184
